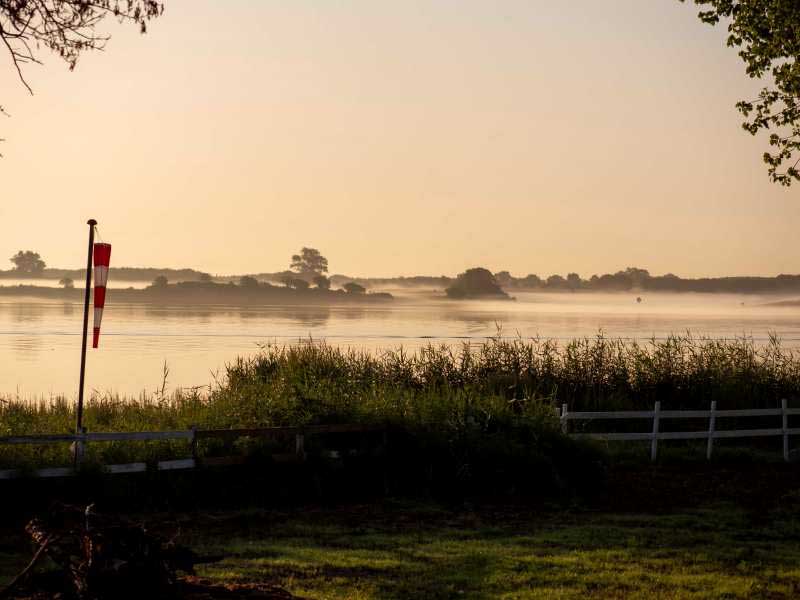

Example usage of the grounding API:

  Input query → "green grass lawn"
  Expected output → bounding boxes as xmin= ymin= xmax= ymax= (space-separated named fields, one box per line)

xmin=176 ymin=500 xmax=800 ymax=599
xmin=2 ymin=499 xmax=799 ymax=599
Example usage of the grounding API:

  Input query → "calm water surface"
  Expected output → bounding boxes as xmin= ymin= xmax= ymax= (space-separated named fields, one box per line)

xmin=1 ymin=289 xmax=798 ymax=397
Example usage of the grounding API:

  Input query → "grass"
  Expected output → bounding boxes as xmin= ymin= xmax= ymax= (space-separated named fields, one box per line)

xmin=3 ymin=499 xmax=796 ymax=599
xmin=1 ymin=335 xmax=798 ymax=595
xmin=180 ymin=501 xmax=800 ymax=599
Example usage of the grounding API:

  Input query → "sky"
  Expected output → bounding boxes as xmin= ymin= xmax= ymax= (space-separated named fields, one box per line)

xmin=0 ymin=0 xmax=798 ymax=279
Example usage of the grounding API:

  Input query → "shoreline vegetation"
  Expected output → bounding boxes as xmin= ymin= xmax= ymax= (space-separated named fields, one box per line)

xmin=1 ymin=334 xmax=797 ymax=475
xmin=5 ymin=264 xmax=800 ymax=296
xmin=0 ymin=281 xmax=394 ymax=305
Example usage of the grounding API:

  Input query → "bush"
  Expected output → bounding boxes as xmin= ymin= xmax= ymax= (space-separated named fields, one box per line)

xmin=446 ymin=268 xmax=508 ymax=299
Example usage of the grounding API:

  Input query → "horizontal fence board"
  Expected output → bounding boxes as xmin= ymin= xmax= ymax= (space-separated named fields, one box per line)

xmin=0 ymin=470 xmax=19 ymax=480
xmin=196 ymin=427 xmax=301 ymax=441
xmin=714 ymin=409 xmax=783 ymax=418
xmin=305 ymin=424 xmax=385 ymax=434
xmin=196 ymin=424 xmax=383 ymax=441
xmin=157 ymin=458 xmax=196 ymax=471
xmin=657 ymin=431 xmax=710 ymax=440
xmin=567 ymin=408 xmax=790 ymax=421
xmin=575 ymin=429 xmax=794 ymax=441
xmin=88 ymin=431 xmax=193 ymax=442
xmin=565 ymin=411 xmax=654 ymax=420
xmin=200 ymin=456 xmax=248 ymax=468
xmin=659 ymin=410 xmax=711 ymax=418
xmin=574 ymin=432 xmax=654 ymax=441
xmin=712 ymin=428 xmax=784 ymax=439
xmin=33 ymin=467 xmax=74 ymax=478
xmin=0 ymin=434 xmax=78 ymax=445
xmin=104 ymin=462 xmax=147 ymax=474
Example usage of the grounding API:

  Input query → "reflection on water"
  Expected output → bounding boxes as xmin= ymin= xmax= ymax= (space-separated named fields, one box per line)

xmin=0 ymin=291 xmax=797 ymax=396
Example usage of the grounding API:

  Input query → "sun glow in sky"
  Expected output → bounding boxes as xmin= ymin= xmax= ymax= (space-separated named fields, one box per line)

xmin=1 ymin=0 xmax=797 ymax=278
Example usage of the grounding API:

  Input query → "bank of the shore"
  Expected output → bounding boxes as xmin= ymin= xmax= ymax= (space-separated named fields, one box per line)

xmin=1 ymin=335 xmax=798 ymax=495
xmin=0 ymin=282 xmax=393 ymax=306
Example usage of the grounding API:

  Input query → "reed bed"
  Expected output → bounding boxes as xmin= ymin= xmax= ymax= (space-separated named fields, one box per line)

xmin=0 ymin=334 xmax=797 ymax=480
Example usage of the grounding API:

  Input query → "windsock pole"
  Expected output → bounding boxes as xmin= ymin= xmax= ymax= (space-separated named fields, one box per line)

xmin=76 ymin=219 xmax=96 ymax=443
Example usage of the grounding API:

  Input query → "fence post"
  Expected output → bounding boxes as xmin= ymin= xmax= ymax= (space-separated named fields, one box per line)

xmin=295 ymin=431 xmax=305 ymax=461
xmin=706 ymin=400 xmax=716 ymax=461
xmin=190 ymin=425 xmax=198 ymax=463
xmin=782 ymin=398 xmax=789 ymax=462
xmin=561 ymin=403 xmax=568 ymax=434
xmin=72 ymin=427 xmax=87 ymax=471
xmin=650 ymin=401 xmax=660 ymax=462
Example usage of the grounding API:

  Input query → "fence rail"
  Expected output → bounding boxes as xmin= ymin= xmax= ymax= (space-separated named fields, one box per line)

xmin=0 ymin=424 xmax=386 ymax=480
xmin=560 ymin=399 xmax=798 ymax=462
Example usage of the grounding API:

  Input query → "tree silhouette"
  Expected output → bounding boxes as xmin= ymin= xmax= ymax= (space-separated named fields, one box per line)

xmin=343 ymin=282 xmax=366 ymax=294
xmin=290 ymin=248 xmax=328 ymax=278
xmin=445 ymin=268 xmax=507 ymax=299
xmin=288 ymin=278 xmax=310 ymax=291
xmin=9 ymin=250 xmax=45 ymax=274
xmin=313 ymin=274 xmax=331 ymax=290
xmin=151 ymin=275 xmax=168 ymax=288
xmin=566 ymin=273 xmax=582 ymax=290
xmin=1 ymin=0 xmax=163 ymax=92
xmin=546 ymin=274 xmax=567 ymax=289
xmin=683 ymin=0 xmax=800 ymax=185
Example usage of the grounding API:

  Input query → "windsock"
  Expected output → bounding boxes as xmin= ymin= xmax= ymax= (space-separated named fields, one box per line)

xmin=92 ymin=243 xmax=112 ymax=348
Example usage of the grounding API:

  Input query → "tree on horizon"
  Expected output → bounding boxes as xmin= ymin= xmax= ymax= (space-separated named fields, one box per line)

xmin=445 ymin=268 xmax=507 ymax=299
xmin=290 ymin=248 xmax=329 ymax=279
xmin=313 ymin=275 xmax=331 ymax=290
xmin=9 ymin=250 xmax=45 ymax=275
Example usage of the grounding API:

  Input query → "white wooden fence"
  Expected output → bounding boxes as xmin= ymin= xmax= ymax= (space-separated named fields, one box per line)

xmin=559 ymin=399 xmax=800 ymax=462
xmin=0 ymin=424 xmax=385 ymax=480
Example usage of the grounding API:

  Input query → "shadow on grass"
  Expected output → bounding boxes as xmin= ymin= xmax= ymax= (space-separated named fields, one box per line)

xmin=186 ymin=501 xmax=800 ymax=599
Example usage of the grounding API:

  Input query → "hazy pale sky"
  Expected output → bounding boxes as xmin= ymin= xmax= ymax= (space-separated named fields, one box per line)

xmin=1 ymin=0 xmax=797 ymax=278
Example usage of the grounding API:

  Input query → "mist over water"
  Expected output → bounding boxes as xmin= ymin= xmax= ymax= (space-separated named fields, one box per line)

xmin=1 ymin=289 xmax=798 ymax=397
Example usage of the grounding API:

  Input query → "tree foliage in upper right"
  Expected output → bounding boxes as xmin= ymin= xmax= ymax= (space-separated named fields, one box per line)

xmin=684 ymin=0 xmax=800 ymax=185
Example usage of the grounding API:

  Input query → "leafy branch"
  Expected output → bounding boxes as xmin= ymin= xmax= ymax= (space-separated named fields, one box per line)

xmin=685 ymin=0 xmax=800 ymax=185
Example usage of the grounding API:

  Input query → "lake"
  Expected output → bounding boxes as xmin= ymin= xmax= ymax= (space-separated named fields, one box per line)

xmin=1 ymin=289 xmax=798 ymax=397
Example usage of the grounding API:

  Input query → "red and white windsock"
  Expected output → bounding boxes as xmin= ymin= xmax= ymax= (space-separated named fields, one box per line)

xmin=92 ymin=243 xmax=112 ymax=348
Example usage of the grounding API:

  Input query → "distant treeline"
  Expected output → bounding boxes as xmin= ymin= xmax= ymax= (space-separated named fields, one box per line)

xmin=0 ymin=267 xmax=210 ymax=282
xmin=495 ymin=267 xmax=800 ymax=294
xmin=0 ymin=280 xmax=392 ymax=305
xmin=338 ymin=267 xmax=800 ymax=295
xmin=5 ymin=264 xmax=800 ymax=295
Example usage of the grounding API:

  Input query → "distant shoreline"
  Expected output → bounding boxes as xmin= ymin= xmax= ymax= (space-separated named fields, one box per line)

xmin=763 ymin=299 xmax=800 ymax=307
xmin=6 ymin=267 xmax=800 ymax=296
xmin=0 ymin=283 xmax=393 ymax=306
